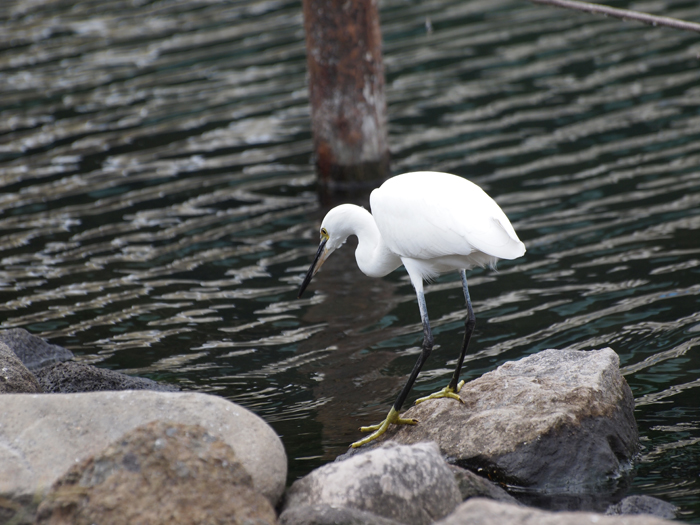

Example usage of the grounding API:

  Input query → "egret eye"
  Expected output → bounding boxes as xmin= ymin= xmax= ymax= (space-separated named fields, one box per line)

xmin=320 ymin=227 xmax=328 ymax=239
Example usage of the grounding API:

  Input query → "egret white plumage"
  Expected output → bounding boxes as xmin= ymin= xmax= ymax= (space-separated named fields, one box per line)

xmin=298 ymin=171 xmax=525 ymax=448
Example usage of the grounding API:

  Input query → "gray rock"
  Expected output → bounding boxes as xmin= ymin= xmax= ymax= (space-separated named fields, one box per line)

xmin=280 ymin=504 xmax=404 ymax=525
xmin=34 ymin=361 xmax=179 ymax=393
xmin=606 ymin=495 xmax=677 ymax=520
xmin=449 ymin=465 xmax=520 ymax=504
xmin=349 ymin=348 xmax=638 ymax=493
xmin=435 ymin=498 xmax=676 ymax=525
xmin=35 ymin=421 xmax=277 ymax=525
xmin=0 ymin=341 xmax=43 ymax=393
xmin=0 ymin=329 xmax=73 ymax=371
xmin=0 ymin=390 xmax=286 ymax=522
xmin=282 ymin=441 xmax=462 ymax=525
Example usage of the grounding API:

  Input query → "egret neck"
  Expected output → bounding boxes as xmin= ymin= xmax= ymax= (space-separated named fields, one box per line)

xmin=329 ymin=204 xmax=402 ymax=279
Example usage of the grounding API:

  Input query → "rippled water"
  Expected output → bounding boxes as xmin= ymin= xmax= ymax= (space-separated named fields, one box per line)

xmin=2 ymin=0 xmax=700 ymax=519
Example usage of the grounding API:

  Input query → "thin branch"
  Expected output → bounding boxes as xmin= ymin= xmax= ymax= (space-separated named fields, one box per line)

xmin=530 ymin=0 xmax=700 ymax=33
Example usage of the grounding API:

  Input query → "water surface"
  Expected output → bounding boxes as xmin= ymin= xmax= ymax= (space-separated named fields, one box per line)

xmin=1 ymin=0 xmax=700 ymax=519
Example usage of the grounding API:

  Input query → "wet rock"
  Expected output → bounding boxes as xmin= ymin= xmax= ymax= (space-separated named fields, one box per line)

xmin=34 ymin=361 xmax=179 ymax=393
xmin=435 ymin=498 xmax=676 ymax=525
xmin=606 ymin=495 xmax=677 ymax=520
xmin=0 ymin=390 xmax=286 ymax=522
xmin=0 ymin=328 xmax=73 ymax=371
xmin=448 ymin=465 xmax=520 ymax=504
xmin=349 ymin=348 xmax=638 ymax=494
xmin=0 ymin=329 xmax=176 ymax=394
xmin=280 ymin=504 xmax=404 ymax=525
xmin=0 ymin=341 xmax=43 ymax=393
xmin=281 ymin=441 xmax=461 ymax=525
xmin=35 ymin=421 xmax=276 ymax=525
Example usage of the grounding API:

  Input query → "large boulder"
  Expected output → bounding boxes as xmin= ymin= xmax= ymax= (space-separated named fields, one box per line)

xmin=0 ymin=328 xmax=73 ymax=371
xmin=35 ymin=421 xmax=277 ymax=525
xmin=435 ymin=498 xmax=676 ymax=525
xmin=349 ymin=348 xmax=637 ymax=495
xmin=0 ymin=390 xmax=286 ymax=522
xmin=281 ymin=441 xmax=461 ymax=525
xmin=0 ymin=341 xmax=43 ymax=393
xmin=34 ymin=361 xmax=179 ymax=393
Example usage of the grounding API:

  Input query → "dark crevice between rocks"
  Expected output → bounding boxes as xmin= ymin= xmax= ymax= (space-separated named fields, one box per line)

xmin=451 ymin=455 xmax=524 ymax=489
xmin=453 ymin=453 xmax=634 ymax=513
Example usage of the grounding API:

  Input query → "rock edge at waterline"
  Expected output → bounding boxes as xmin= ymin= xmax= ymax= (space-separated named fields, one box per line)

xmin=436 ymin=498 xmax=676 ymax=525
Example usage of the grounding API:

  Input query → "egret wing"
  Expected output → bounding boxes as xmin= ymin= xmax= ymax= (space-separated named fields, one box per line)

xmin=371 ymin=172 xmax=524 ymax=262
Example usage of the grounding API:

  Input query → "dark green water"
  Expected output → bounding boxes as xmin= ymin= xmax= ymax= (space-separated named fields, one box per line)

xmin=1 ymin=0 xmax=700 ymax=519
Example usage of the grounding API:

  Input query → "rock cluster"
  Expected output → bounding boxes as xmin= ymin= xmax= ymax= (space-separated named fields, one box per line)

xmin=0 ymin=390 xmax=286 ymax=510
xmin=340 ymin=348 xmax=639 ymax=495
xmin=0 ymin=329 xmax=285 ymax=524
xmin=0 ymin=329 xmax=679 ymax=524
xmin=283 ymin=348 xmax=673 ymax=524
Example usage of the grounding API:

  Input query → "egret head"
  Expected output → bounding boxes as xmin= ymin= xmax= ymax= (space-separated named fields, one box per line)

xmin=298 ymin=205 xmax=355 ymax=298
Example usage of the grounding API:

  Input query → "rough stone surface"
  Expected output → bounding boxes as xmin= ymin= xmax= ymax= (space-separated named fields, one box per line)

xmin=435 ymin=498 xmax=676 ymax=525
xmin=280 ymin=504 xmax=404 ymax=525
xmin=606 ymin=495 xmax=677 ymax=520
xmin=34 ymin=361 xmax=179 ymax=393
xmin=0 ymin=341 xmax=43 ymax=393
xmin=0 ymin=329 xmax=73 ymax=371
xmin=348 ymin=348 xmax=638 ymax=492
xmin=449 ymin=465 xmax=520 ymax=504
xmin=35 ymin=421 xmax=276 ymax=525
xmin=0 ymin=391 xmax=286 ymax=517
xmin=282 ymin=441 xmax=461 ymax=525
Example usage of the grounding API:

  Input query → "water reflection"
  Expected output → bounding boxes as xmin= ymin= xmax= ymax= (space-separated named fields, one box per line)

xmin=2 ymin=0 xmax=700 ymax=519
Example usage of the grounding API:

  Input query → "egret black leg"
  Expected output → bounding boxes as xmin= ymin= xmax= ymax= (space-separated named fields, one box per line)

xmin=414 ymin=269 xmax=474 ymax=405
xmin=391 ymin=288 xmax=434 ymax=412
xmin=447 ymin=269 xmax=475 ymax=391
xmin=350 ymin=286 xmax=433 ymax=448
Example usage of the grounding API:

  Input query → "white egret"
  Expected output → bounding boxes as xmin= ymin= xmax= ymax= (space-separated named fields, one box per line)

xmin=298 ymin=171 xmax=525 ymax=448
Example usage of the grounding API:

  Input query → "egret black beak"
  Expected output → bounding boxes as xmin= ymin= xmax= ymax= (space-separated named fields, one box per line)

xmin=298 ymin=238 xmax=329 ymax=298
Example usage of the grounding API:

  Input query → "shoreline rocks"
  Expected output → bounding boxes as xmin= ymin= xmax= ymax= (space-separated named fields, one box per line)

xmin=0 ymin=330 xmax=680 ymax=524
xmin=0 ymin=390 xmax=287 ymax=513
xmin=282 ymin=348 xmax=674 ymax=524
xmin=341 ymin=348 xmax=638 ymax=500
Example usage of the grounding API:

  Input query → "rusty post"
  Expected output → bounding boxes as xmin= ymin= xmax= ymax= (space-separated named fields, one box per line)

xmin=302 ymin=0 xmax=391 ymax=199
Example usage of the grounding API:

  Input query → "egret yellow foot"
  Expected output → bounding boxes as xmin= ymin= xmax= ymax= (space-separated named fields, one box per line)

xmin=415 ymin=380 xmax=465 ymax=405
xmin=350 ymin=407 xmax=418 ymax=448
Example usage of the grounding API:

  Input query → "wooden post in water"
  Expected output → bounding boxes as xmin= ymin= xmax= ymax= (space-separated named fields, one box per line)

xmin=302 ymin=0 xmax=390 ymax=200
